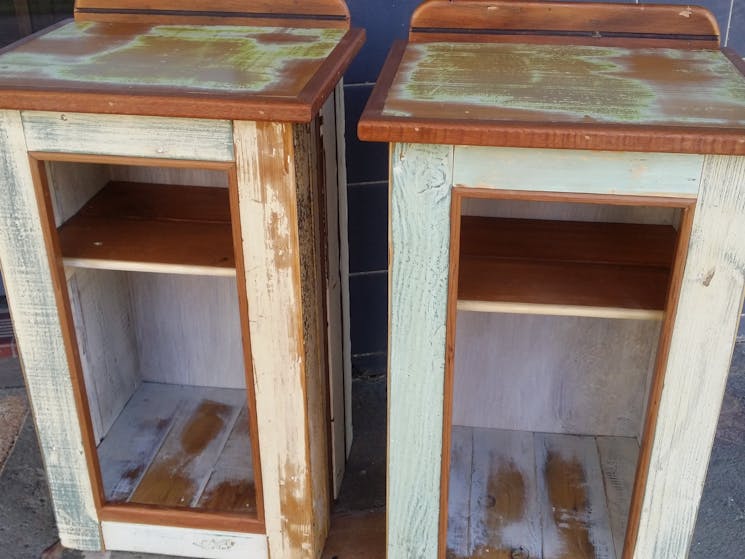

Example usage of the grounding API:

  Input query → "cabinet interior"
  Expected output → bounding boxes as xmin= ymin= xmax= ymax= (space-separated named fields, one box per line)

xmin=38 ymin=158 xmax=260 ymax=521
xmin=445 ymin=196 xmax=686 ymax=559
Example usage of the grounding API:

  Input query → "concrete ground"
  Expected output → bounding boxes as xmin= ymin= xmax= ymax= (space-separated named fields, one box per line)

xmin=0 ymin=333 xmax=743 ymax=558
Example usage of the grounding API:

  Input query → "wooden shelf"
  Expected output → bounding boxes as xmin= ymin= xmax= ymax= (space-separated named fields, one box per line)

xmin=59 ymin=181 xmax=235 ymax=276
xmin=447 ymin=426 xmax=638 ymax=559
xmin=458 ymin=216 xmax=676 ymax=319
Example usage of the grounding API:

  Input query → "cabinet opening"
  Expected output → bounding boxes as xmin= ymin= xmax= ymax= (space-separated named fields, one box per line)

xmin=443 ymin=194 xmax=693 ymax=559
xmin=33 ymin=155 xmax=263 ymax=530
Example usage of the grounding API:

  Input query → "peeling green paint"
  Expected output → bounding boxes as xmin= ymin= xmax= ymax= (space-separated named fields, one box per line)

xmin=0 ymin=22 xmax=344 ymax=94
xmin=384 ymin=42 xmax=745 ymax=127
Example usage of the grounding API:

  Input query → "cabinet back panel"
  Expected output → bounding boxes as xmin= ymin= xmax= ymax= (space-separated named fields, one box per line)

xmin=66 ymin=267 xmax=142 ymax=443
xmin=46 ymin=161 xmax=110 ymax=226
xmin=129 ymin=273 xmax=245 ymax=390
xmin=109 ymin=166 xmax=228 ymax=188
xmin=462 ymin=198 xmax=681 ymax=227
xmin=453 ymin=311 xmax=660 ymax=437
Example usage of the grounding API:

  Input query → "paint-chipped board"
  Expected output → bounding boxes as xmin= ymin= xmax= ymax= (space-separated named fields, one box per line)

xmin=388 ymin=143 xmax=453 ymax=559
xmin=293 ymin=120 xmax=332 ymax=554
xmin=22 ymin=112 xmax=234 ymax=161
xmin=634 ymin=155 xmax=745 ymax=558
xmin=596 ymin=436 xmax=638 ymax=559
xmin=97 ymin=382 xmax=185 ymax=503
xmin=453 ymin=147 xmax=702 ymax=197
xmin=536 ymin=433 xmax=615 ymax=559
xmin=197 ymin=407 xmax=257 ymax=514
xmin=66 ymin=267 xmax=141 ymax=443
xmin=235 ymin=120 xmax=323 ymax=558
xmin=469 ymin=427 xmax=541 ymax=559
xmin=101 ymin=521 xmax=268 ymax=559
xmin=0 ymin=109 xmax=101 ymax=550
xmin=446 ymin=425 xmax=473 ymax=557
xmin=0 ymin=23 xmax=364 ymax=121
xmin=129 ymin=387 xmax=243 ymax=508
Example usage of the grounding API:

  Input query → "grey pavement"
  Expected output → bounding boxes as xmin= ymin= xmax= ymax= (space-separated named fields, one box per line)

xmin=0 ymin=329 xmax=744 ymax=558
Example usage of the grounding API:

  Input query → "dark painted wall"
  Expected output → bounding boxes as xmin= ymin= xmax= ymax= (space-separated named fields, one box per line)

xmin=342 ymin=0 xmax=745 ymax=371
xmin=0 ymin=0 xmax=742 ymax=355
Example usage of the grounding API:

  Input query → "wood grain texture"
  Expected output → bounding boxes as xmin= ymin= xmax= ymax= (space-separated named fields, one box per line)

xmin=633 ymin=155 xmax=745 ymax=558
xmin=101 ymin=520 xmax=268 ymax=559
xmin=358 ymin=41 xmax=745 ymax=154
xmin=293 ymin=120 xmax=332 ymax=555
xmin=321 ymin=87 xmax=347 ymax=496
xmin=453 ymin=147 xmax=702 ymax=197
xmin=97 ymin=382 xmax=185 ymax=503
xmin=0 ymin=110 xmax=101 ymax=549
xmin=130 ymin=273 xmax=246 ymax=390
xmin=446 ymin=425 xmax=472 ymax=557
xmin=536 ymin=433 xmax=615 ymax=559
xmin=66 ymin=267 xmax=141 ymax=443
xmin=469 ymin=428 xmax=541 ymax=559
xmin=235 ymin=120 xmax=325 ymax=558
xmin=453 ymin=312 xmax=659 ymax=438
xmin=410 ymin=1 xmax=720 ymax=47
xmin=388 ymin=142 xmax=453 ymax=559
xmin=0 ymin=25 xmax=364 ymax=122
xmin=58 ymin=182 xmax=235 ymax=275
xmin=130 ymin=389 xmax=244 ymax=508
xmin=74 ymin=0 xmax=350 ymax=26
xmin=597 ymin=436 xmax=638 ymax=559
xmin=45 ymin=160 xmax=110 ymax=226
xmin=23 ymin=112 xmax=234 ymax=161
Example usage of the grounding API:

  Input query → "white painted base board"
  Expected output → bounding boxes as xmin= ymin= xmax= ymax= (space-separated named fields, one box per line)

xmin=102 ymin=521 xmax=268 ymax=559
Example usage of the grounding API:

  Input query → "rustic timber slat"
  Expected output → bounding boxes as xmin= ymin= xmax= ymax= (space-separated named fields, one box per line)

xmin=0 ymin=22 xmax=364 ymax=121
xmin=58 ymin=181 xmax=235 ymax=274
xmin=410 ymin=1 xmax=720 ymax=47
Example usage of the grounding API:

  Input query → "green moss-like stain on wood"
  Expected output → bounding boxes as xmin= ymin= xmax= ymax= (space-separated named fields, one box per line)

xmin=384 ymin=42 xmax=745 ymax=127
xmin=0 ymin=22 xmax=344 ymax=94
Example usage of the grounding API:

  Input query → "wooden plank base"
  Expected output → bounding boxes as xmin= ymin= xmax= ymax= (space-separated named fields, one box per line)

xmin=97 ymin=382 xmax=257 ymax=515
xmin=447 ymin=427 xmax=638 ymax=559
xmin=321 ymin=510 xmax=386 ymax=559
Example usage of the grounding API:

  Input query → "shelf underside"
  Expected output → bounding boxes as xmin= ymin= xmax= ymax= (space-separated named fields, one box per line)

xmin=458 ymin=217 xmax=676 ymax=319
xmin=447 ymin=426 xmax=638 ymax=559
xmin=59 ymin=181 xmax=235 ymax=276
xmin=97 ymin=382 xmax=256 ymax=515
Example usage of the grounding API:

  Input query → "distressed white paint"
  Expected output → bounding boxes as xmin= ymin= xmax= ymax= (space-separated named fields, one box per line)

xmin=130 ymin=273 xmax=246 ymax=389
xmin=334 ymin=80 xmax=354 ymax=458
xmin=470 ymin=427 xmax=541 ymax=558
xmin=321 ymin=85 xmax=347 ymax=496
xmin=635 ymin=155 xmax=745 ymax=558
xmin=234 ymin=120 xmax=318 ymax=559
xmin=388 ymin=142 xmax=453 ymax=559
xmin=453 ymin=312 xmax=659 ymax=437
xmin=66 ymin=267 xmax=141 ymax=443
xmin=454 ymin=146 xmax=702 ymax=197
xmin=0 ymin=110 xmax=101 ymax=549
xmin=536 ymin=433 xmax=615 ymax=559
xmin=45 ymin=160 xmax=110 ymax=226
xmin=446 ymin=425 xmax=472 ymax=556
xmin=597 ymin=436 xmax=639 ymax=559
xmin=22 ymin=111 xmax=234 ymax=161
xmin=101 ymin=521 xmax=268 ymax=559
xmin=457 ymin=300 xmax=664 ymax=320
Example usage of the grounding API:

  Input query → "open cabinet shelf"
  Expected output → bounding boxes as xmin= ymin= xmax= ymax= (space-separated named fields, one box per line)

xmin=59 ymin=181 xmax=235 ymax=276
xmin=447 ymin=426 xmax=638 ymax=559
xmin=458 ymin=216 xmax=676 ymax=320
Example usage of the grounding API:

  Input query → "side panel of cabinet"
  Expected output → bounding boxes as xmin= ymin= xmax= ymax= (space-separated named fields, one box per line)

xmin=632 ymin=155 xmax=745 ymax=557
xmin=0 ymin=110 xmax=102 ymax=549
